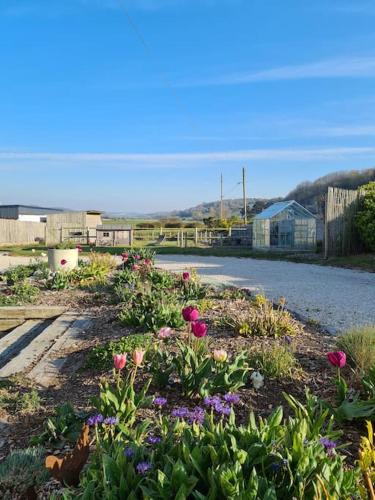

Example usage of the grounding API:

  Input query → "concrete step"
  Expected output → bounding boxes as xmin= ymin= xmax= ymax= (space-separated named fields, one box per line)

xmin=28 ymin=316 xmax=92 ymax=387
xmin=0 ymin=319 xmax=51 ymax=369
xmin=0 ymin=313 xmax=79 ymax=378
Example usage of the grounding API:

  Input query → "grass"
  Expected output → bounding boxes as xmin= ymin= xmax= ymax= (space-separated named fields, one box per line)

xmin=1 ymin=244 xmax=374 ymax=272
xmin=337 ymin=326 xmax=375 ymax=377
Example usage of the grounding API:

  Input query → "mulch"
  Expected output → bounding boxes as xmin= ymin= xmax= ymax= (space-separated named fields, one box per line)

xmin=0 ymin=284 xmax=365 ymax=471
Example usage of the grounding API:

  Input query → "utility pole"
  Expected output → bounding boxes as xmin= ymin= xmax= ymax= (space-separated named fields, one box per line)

xmin=242 ymin=166 xmax=247 ymax=225
xmin=220 ymin=173 xmax=224 ymax=221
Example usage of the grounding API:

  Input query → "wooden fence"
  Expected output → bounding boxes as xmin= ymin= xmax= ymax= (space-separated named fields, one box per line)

xmin=0 ymin=219 xmax=46 ymax=246
xmin=324 ymin=187 xmax=364 ymax=258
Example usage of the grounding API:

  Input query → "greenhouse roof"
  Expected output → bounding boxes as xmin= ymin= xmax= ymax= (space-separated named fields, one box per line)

xmin=254 ymin=200 xmax=315 ymax=220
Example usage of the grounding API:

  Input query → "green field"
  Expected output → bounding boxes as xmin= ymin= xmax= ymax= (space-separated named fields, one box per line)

xmin=2 ymin=244 xmax=374 ymax=272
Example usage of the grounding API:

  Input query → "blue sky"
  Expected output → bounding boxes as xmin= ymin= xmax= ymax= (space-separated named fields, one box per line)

xmin=0 ymin=0 xmax=375 ymax=213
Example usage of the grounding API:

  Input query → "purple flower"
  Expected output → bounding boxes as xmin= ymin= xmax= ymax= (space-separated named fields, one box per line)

xmin=87 ymin=413 xmax=104 ymax=426
xmin=124 ymin=446 xmax=135 ymax=458
xmin=171 ymin=407 xmax=190 ymax=419
xmin=320 ymin=437 xmax=337 ymax=456
xmin=187 ymin=406 xmax=205 ymax=425
xmin=223 ymin=393 xmax=240 ymax=405
xmin=214 ymin=402 xmax=231 ymax=416
xmin=153 ymin=397 xmax=167 ymax=407
xmin=147 ymin=435 xmax=162 ymax=445
xmin=103 ymin=416 xmax=118 ymax=426
xmin=136 ymin=462 xmax=152 ymax=475
xmin=203 ymin=396 xmax=221 ymax=408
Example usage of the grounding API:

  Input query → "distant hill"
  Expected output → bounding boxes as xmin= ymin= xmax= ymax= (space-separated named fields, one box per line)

xmin=285 ymin=167 xmax=375 ymax=215
xmin=104 ymin=167 xmax=375 ymax=221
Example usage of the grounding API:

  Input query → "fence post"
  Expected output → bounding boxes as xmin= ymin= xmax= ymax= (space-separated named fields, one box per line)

xmin=195 ymin=228 xmax=198 ymax=246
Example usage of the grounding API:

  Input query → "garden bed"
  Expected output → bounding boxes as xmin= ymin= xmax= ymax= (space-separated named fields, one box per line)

xmin=0 ymin=250 xmax=374 ymax=498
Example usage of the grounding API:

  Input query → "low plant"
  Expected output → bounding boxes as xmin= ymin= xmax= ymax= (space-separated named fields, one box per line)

xmin=145 ymin=269 xmax=176 ymax=291
xmin=358 ymin=420 xmax=375 ymax=499
xmin=172 ymin=341 xmax=250 ymax=397
xmin=30 ymin=403 xmax=87 ymax=446
xmin=0 ymin=447 xmax=49 ymax=499
xmin=62 ymin=392 xmax=361 ymax=499
xmin=0 ymin=282 xmax=40 ymax=305
xmin=119 ymin=292 xmax=185 ymax=333
xmin=338 ymin=326 xmax=375 ymax=377
xmin=85 ymin=334 xmax=152 ymax=371
xmin=3 ymin=264 xmax=34 ymax=285
xmin=218 ymin=294 xmax=302 ymax=338
xmin=121 ymin=248 xmax=155 ymax=269
xmin=326 ymin=355 xmax=375 ymax=422
xmin=91 ymin=371 xmax=152 ymax=430
xmin=248 ymin=344 xmax=301 ymax=379
xmin=46 ymin=270 xmax=72 ymax=290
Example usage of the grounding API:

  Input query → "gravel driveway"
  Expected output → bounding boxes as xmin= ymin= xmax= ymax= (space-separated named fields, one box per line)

xmin=156 ymin=255 xmax=375 ymax=334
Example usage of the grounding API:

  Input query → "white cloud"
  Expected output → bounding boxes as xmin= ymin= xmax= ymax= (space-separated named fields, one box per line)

xmin=1 ymin=146 xmax=375 ymax=168
xmin=179 ymin=56 xmax=375 ymax=87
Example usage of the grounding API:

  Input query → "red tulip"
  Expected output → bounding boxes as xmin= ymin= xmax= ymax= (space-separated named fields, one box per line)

xmin=76 ymin=245 xmax=82 ymax=253
xmin=182 ymin=306 xmax=199 ymax=322
xmin=182 ymin=272 xmax=190 ymax=281
xmin=121 ymin=252 xmax=129 ymax=262
xmin=191 ymin=321 xmax=207 ymax=338
xmin=327 ymin=351 xmax=346 ymax=368
xmin=113 ymin=354 xmax=127 ymax=370
xmin=60 ymin=259 xmax=67 ymax=266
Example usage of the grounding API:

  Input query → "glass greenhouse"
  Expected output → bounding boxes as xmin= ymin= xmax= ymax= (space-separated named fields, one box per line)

xmin=252 ymin=200 xmax=317 ymax=250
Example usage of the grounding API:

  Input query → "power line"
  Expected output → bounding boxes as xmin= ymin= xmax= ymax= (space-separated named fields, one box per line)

xmin=114 ymin=0 xmax=201 ymax=136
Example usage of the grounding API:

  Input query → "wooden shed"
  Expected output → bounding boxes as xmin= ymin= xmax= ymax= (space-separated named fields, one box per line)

xmin=96 ymin=225 xmax=132 ymax=247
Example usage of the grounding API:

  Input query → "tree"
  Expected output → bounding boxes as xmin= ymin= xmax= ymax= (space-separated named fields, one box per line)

xmin=356 ymin=182 xmax=375 ymax=251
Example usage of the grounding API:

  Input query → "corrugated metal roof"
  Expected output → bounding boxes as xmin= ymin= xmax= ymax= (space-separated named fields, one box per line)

xmin=97 ymin=225 xmax=132 ymax=230
xmin=254 ymin=200 xmax=315 ymax=220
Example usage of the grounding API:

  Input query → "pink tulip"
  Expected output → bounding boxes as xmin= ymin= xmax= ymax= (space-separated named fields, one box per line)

xmin=135 ymin=254 xmax=141 ymax=260
xmin=121 ymin=252 xmax=129 ymax=262
xmin=191 ymin=321 xmax=208 ymax=338
xmin=144 ymin=258 xmax=152 ymax=266
xmin=327 ymin=351 xmax=346 ymax=368
xmin=182 ymin=306 xmax=199 ymax=322
xmin=113 ymin=353 xmax=127 ymax=370
xmin=158 ymin=327 xmax=172 ymax=339
xmin=132 ymin=350 xmax=145 ymax=366
xmin=76 ymin=245 xmax=82 ymax=253
xmin=182 ymin=272 xmax=190 ymax=281
xmin=132 ymin=264 xmax=140 ymax=271
xmin=60 ymin=259 xmax=67 ymax=266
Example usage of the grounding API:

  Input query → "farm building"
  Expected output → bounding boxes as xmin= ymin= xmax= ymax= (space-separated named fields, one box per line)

xmin=0 ymin=204 xmax=65 ymax=222
xmin=96 ymin=225 xmax=132 ymax=246
xmin=252 ymin=200 xmax=316 ymax=250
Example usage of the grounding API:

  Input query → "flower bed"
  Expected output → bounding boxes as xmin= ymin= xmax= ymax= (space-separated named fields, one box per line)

xmin=0 ymin=249 xmax=374 ymax=498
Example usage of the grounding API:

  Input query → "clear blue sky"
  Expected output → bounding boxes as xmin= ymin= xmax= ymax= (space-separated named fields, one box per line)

xmin=1 ymin=0 xmax=375 ymax=213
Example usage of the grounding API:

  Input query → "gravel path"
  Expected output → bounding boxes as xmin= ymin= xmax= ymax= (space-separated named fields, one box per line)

xmin=1 ymin=254 xmax=374 ymax=334
xmin=156 ymin=255 xmax=375 ymax=334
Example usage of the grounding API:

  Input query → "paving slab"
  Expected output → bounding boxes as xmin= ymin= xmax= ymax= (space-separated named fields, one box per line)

xmin=0 ymin=313 xmax=78 ymax=378
xmin=28 ymin=316 xmax=93 ymax=387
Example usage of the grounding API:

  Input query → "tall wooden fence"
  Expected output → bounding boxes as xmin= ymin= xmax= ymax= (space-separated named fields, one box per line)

xmin=324 ymin=187 xmax=363 ymax=258
xmin=0 ymin=219 xmax=46 ymax=246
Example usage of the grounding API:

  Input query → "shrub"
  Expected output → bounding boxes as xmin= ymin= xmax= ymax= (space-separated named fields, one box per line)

xmin=85 ymin=334 xmax=152 ymax=371
xmin=218 ymin=295 xmax=302 ymax=338
xmin=248 ymin=345 xmax=301 ymax=379
xmin=337 ymin=326 xmax=375 ymax=377
xmin=356 ymin=182 xmax=375 ymax=251
xmin=0 ymin=447 xmax=49 ymax=499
